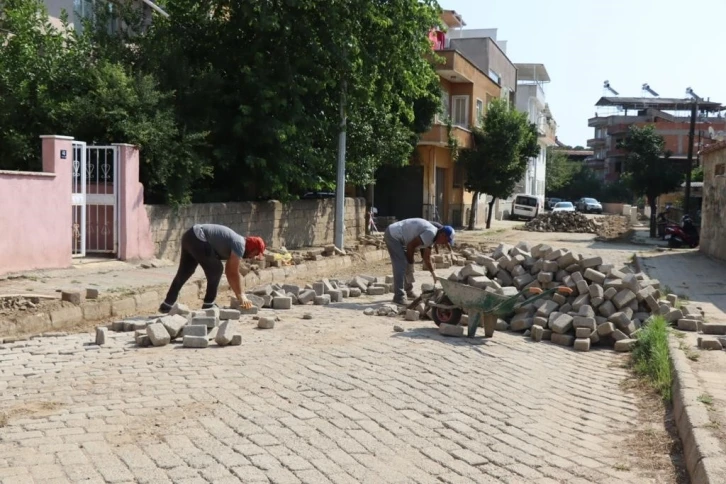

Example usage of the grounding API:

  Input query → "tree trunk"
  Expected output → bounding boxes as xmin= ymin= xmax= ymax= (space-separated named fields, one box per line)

xmin=486 ymin=197 xmax=496 ymax=229
xmin=649 ymin=199 xmax=657 ymax=238
xmin=467 ymin=191 xmax=480 ymax=230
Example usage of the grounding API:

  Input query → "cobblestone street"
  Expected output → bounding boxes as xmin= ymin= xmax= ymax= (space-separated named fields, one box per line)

xmin=0 ymin=232 xmax=681 ymax=483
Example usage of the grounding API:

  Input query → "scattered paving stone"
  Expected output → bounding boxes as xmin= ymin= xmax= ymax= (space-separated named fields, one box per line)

xmin=182 ymin=325 xmax=207 ymax=337
xmin=61 ymin=290 xmax=83 ymax=305
xmin=183 ymin=335 xmax=209 ymax=348
xmin=363 ymin=307 xmax=375 ymax=316
xmin=302 ymin=313 xmax=313 ymax=320
xmin=272 ymin=297 xmax=292 ymax=310
xmin=215 ymin=321 xmax=237 ymax=346
xmin=258 ymin=317 xmax=275 ymax=329
xmin=230 ymin=334 xmax=242 ymax=346
xmin=219 ymin=309 xmax=241 ymax=320
xmin=160 ymin=315 xmax=188 ymax=339
xmin=169 ymin=303 xmax=191 ymax=317
xmin=405 ymin=309 xmax=420 ymax=321
xmin=314 ymin=295 xmax=331 ymax=306
xmin=439 ymin=323 xmax=464 ymax=337
xmin=146 ymin=323 xmax=171 ymax=347
xmin=86 ymin=288 xmax=100 ymax=300
xmin=393 ymin=325 xmax=404 ymax=333
xmin=95 ymin=327 xmax=107 ymax=345
xmin=614 ymin=339 xmax=636 ymax=352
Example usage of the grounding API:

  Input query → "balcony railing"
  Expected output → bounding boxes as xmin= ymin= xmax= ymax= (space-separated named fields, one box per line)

xmin=418 ymin=123 xmax=473 ymax=149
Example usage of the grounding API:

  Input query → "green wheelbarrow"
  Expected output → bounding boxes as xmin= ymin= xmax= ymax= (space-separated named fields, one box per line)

xmin=430 ymin=278 xmax=574 ymax=338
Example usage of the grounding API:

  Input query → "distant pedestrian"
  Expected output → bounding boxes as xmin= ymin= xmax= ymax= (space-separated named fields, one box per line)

xmin=159 ymin=224 xmax=266 ymax=313
xmin=384 ymin=218 xmax=455 ymax=305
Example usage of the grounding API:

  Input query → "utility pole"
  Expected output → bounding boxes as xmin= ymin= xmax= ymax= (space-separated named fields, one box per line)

xmin=684 ymin=100 xmax=697 ymax=216
xmin=334 ymin=80 xmax=347 ymax=250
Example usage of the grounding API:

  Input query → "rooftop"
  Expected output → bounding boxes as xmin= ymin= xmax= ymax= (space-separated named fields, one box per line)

xmin=441 ymin=10 xmax=466 ymax=29
xmin=595 ymin=96 xmax=723 ymax=112
xmin=516 ymin=64 xmax=550 ymax=83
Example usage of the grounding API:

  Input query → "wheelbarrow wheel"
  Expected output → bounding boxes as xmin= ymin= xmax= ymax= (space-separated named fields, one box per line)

xmin=432 ymin=298 xmax=463 ymax=327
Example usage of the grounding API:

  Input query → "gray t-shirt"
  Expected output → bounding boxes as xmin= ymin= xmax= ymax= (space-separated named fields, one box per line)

xmin=194 ymin=224 xmax=245 ymax=260
xmin=388 ymin=218 xmax=438 ymax=248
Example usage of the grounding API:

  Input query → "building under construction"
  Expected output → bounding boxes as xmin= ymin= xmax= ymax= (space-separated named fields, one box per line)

xmin=586 ymin=96 xmax=726 ymax=181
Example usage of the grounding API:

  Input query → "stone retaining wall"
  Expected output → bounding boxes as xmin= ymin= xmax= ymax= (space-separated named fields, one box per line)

xmin=145 ymin=198 xmax=366 ymax=260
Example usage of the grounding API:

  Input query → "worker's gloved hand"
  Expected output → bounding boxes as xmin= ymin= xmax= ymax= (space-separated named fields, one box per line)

xmin=238 ymin=294 xmax=254 ymax=310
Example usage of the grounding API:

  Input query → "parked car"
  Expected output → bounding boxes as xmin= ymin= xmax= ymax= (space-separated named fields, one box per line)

xmin=510 ymin=194 xmax=542 ymax=220
xmin=552 ymin=201 xmax=575 ymax=213
xmin=576 ymin=197 xmax=603 ymax=214
xmin=546 ymin=197 xmax=562 ymax=210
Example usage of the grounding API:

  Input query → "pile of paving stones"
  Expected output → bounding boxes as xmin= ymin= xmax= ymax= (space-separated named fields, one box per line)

xmin=99 ymin=304 xmax=247 ymax=349
xmin=522 ymin=212 xmax=597 ymax=233
xmin=440 ymin=242 xmax=679 ymax=352
xmin=0 ymin=295 xmax=41 ymax=314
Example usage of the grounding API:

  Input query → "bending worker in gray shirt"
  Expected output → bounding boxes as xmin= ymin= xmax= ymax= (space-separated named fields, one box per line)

xmin=159 ymin=224 xmax=267 ymax=313
xmin=384 ymin=218 xmax=455 ymax=305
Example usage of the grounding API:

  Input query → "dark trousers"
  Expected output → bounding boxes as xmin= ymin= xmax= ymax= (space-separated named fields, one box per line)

xmin=163 ymin=228 xmax=224 ymax=306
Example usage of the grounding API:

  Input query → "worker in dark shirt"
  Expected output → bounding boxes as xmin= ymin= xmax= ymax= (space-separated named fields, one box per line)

xmin=159 ymin=224 xmax=266 ymax=313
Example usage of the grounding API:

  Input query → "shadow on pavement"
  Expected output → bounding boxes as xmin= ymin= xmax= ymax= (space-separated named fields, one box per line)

xmin=391 ymin=327 xmax=496 ymax=356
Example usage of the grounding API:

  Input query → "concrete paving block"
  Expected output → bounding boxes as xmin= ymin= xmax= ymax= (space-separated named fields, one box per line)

xmin=182 ymin=325 xmax=207 ymax=337
xmin=575 ymin=327 xmax=593 ymax=338
xmin=677 ymin=319 xmax=700 ymax=332
xmin=86 ymin=288 xmax=100 ymax=300
xmin=612 ymin=329 xmax=628 ymax=341
xmin=439 ymin=323 xmax=464 ymax=337
xmin=312 ymin=282 xmax=326 ymax=296
xmin=367 ymin=286 xmax=386 ymax=296
xmin=340 ymin=287 xmax=350 ymax=298
xmin=583 ymin=268 xmax=606 ymax=285
xmin=147 ymin=323 xmax=171 ymax=347
xmin=169 ymin=303 xmax=191 ymax=317
xmin=531 ymin=325 xmax=544 ymax=342
xmin=204 ymin=306 xmax=220 ymax=319
xmin=574 ymin=338 xmax=591 ymax=351
xmin=159 ymin=315 xmax=188 ymax=339
xmin=405 ymin=309 xmax=420 ymax=321
xmin=61 ymin=290 xmax=83 ymax=305
xmin=550 ymin=314 xmax=574 ymax=334
xmin=258 ymin=317 xmax=275 ymax=329
xmin=297 ymin=289 xmax=317 ymax=305
xmin=551 ymin=333 xmax=574 ymax=347
xmin=282 ymin=284 xmax=301 ymax=297
xmin=183 ymin=336 xmax=209 ymax=348
xmin=230 ymin=334 xmax=242 ymax=346
xmin=272 ymin=297 xmax=293 ymax=310
xmin=137 ymin=335 xmax=151 ymax=347
xmin=95 ymin=327 xmax=107 ymax=345
xmin=215 ymin=321 xmax=237 ymax=346
xmin=219 ymin=309 xmax=241 ymax=320
xmin=597 ymin=322 xmax=615 ymax=336
xmin=328 ymin=290 xmax=343 ymax=303
xmin=699 ymin=338 xmax=723 ymax=350
xmin=314 ymin=295 xmax=331 ymax=306
xmin=701 ymin=323 xmax=726 ymax=335
xmin=191 ymin=316 xmax=217 ymax=329
xmin=614 ymin=339 xmax=637 ymax=352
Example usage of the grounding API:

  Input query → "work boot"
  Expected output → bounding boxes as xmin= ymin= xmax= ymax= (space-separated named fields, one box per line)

xmin=406 ymin=290 xmax=419 ymax=300
xmin=158 ymin=302 xmax=173 ymax=314
xmin=392 ymin=296 xmax=408 ymax=306
xmin=201 ymin=302 xmax=219 ymax=310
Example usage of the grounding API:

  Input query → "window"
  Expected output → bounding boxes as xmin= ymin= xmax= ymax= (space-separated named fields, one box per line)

xmin=74 ymin=0 xmax=117 ymax=35
xmin=488 ymin=69 xmax=501 ymax=85
xmin=716 ymin=163 xmax=726 ymax=176
xmin=436 ymin=89 xmax=450 ymax=124
xmin=451 ymin=95 xmax=469 ymax=128
xmin=475 ymin=99 xmax=484 ymax=126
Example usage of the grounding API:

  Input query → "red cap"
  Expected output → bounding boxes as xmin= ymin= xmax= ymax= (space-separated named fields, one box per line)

xmin=244 ymin=236 xmax=266 ymax=258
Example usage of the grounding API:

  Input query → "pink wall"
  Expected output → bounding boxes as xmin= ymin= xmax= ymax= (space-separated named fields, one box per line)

xmin=0 ymin=136 xmax=73 ymax=275
xmin=116 ymin=144 xmax=154 ymax=260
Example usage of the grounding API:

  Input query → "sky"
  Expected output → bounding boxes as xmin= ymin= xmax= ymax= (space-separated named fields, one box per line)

xmin=441 ymin=0 xmax=726 ymax=147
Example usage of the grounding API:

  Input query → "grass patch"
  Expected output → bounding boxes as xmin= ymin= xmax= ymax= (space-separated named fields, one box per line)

xmin=661 ymin=285 xmax=674 ymax=299
xmin=698 ymin=394 xmax=714 ymax=406
xmin=631 ymin=316 xmax=672 ymax=402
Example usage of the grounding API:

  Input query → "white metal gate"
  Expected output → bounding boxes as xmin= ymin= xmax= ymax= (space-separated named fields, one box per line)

xmin=71 ymin=143 xmax=119 ymax=257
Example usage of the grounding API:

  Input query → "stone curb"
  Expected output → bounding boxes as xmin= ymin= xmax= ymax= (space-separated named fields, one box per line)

xmin=669 ymin=335 xmax=726 ymax=484
xmin=637 ymin=252 xmax=726 ymax=484
xmin=1 ymin=249 xmax=388 ymax=341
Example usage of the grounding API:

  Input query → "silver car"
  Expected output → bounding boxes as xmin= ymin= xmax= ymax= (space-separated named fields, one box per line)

xmin=577 ymin=197 xmax=603 ymax=214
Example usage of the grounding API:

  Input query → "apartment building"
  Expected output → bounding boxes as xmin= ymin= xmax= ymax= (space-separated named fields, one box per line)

xmin=43 ymin=0 xmax=165 ymax=31
xmin=375 ymin=10 xmax=516 ymax=227
xmin=513 ymin=63 xmax=557 ymax=199
xmin=586 ymin=97 xmax=726 ymax=181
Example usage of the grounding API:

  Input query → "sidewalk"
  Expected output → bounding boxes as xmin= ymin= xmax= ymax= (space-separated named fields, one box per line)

xmin=637 ymin=248 xmax=726 ymax=482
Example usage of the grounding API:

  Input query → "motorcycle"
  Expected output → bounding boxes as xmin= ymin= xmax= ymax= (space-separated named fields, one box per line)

xmin=664 ymin=215 xmax=699 ymax=248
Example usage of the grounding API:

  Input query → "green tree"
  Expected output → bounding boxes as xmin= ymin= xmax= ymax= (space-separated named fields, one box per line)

xmin=545 ymin=147 xmax=578 ymax=194
xmin=459 ymin=99 xmax=540 ymax=229
xmin=619 ymin=125 xmax=684 ymax=237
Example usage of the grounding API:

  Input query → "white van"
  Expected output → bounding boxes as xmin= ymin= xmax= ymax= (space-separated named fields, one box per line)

xmin=510 ymin=194 xmax=542 ymax=220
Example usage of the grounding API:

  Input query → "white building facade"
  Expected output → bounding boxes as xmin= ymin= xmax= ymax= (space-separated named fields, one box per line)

xmin=513 ymin=63 xmax=557 ymax=200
